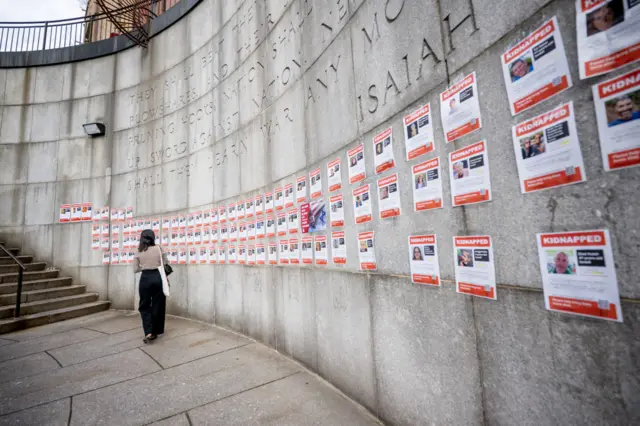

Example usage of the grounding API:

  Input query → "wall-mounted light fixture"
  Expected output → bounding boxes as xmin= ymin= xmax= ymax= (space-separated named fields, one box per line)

xmin=83 ymin=122 xmax=106 ymax=137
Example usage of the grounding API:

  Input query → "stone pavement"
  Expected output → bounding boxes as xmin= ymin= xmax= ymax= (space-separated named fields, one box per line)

xmin=0 ymin=310 xmax=379 ymax=425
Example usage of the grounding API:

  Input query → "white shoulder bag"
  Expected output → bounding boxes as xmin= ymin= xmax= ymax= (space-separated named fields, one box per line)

xmin=158 ymin=246 xmax=171 ymax=297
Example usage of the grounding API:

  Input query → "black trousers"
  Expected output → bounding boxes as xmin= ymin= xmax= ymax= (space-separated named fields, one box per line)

xmin=139 ymin=269 xmax=166 ymax=336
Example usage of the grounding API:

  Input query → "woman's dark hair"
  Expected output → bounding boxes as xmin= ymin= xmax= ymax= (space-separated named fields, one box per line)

xmin=138 ymin=229 xmax=156 ymax=252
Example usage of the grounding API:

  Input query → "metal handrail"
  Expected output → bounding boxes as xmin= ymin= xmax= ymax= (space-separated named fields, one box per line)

xmin=0 ymin=242 xmax=26 ymax=318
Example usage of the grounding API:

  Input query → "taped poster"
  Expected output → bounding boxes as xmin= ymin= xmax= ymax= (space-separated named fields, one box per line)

xmin=330 ymin=194 xmax=345 ymax=227
xmin=302 ymin=236 xmax=314 ymax=264
xmin=255 ymin=194 xmax=264 ymax=216
xmin=228 ymin=203 xmax=237 ymax=222
xmin=199 ymin=246 xmax=208 ymax=264
xmin=239 ymin=222 xmax=247 ymax=241
xmin=171 ymin=230 xmax=179 ymax=246
xmin=266 ymin=191 xmax=275 ymax=213
xmin=101 ymin=223 xmax=110 ymax=237
xmin=279 ymin=239 xmax=290 ymax=265
xmin=238 ymin=245 xmax=247 ymax=265
xmin=208 ymin=246 xmax=217 ymax=264
xmin=592 ymin=67 xmax=640 ymax=171
xmin=449 ymin=140 xmax=492 ymax=207
xmin=512 ymin=102 xmax=587 ymax=193
xmin=92 ymin=236 xmax=100 ymax=250
xmin=537 ymin=229 xmax=622 ymax=322
xmin=220 ymin=224 xmax=228 ymax=242
xmin=412 ymin=157 xmax=444 ymax=211
xmin=126 ymin=207 xmax=134 ymax=220
xmin=218 ymin=206 xmax=227 ymax=223
xmin=92 ymin=208 xmax=101 ymax=222
xmin=440 ymin=72 xmax=483 ymax=143
xmin=332 ymin=231 xmax=347 ymax=264
xmin=353 ymin=184 xmax=373 ymax=224
xmin=168 ymin=247 xmax=179 ymax=264
xmin=256 ymin=218 xmax=266 ymax=239
xmin=502 ymin=17 xmax=572 ymax=115
xmin=194 ymin=211 xmax=203 ymax=227
xmin=203 ymin=209 xmax=211 ymax=225
xmin=256 ymin=243 xmax=266 ymax=265
xmin=161 ymin=234 xmax=169 ymax=247
xmin=178 ymin=247 xmax=187 ymax=264
xmin=219 ymin=246 xmax=227 ymax=264
xmin=248 ymin=221 xmax=256 ymax=240
xmin=310 ymin=168 xmax=322 ymax=199
xmin=110 ymin=208 xmax=118 ymax=222
xmin=277 ymin=212 xmax=287 ymax=236
xmin=211 ymin=207 xmax=218 ymax=224
xmin=377 ymin=173 xmax=401 ymax=219
xmin=92 ymin=223 xmax=100 ymax=237
xmin=358 ymin=231 xmax=377 ymax=271
xmin=152 ymin=218 xmax=161 ymax=233
xmin=120 ymin=209 xmax=128 ymax=223
xmin=300 ymin=199 xmax=327 ymax=233
xmin=577 ymin=0 xmax=640 ymax=78
xmin=229 ymin=223 xmax=238 ymax=242
xmin=82 ymin=203 xmax=93 ymax=221
xmin=71 ymin=204 xmax=82 ymax=222
xmin=284 ymin=184 xmax=294 ymax=208
xmin=111 ymin=250 xmax=120 ymax=265
xmin=211 ymin=225 xmax=219 ymax=243
xmin=101 ymin=237 xmax=110 ymax=251
xmin=287 ymin=209 xmax=300 ymax=234
xmin=274 ymin=187 xmax=284 ymax=210
xmin=162 ymin=217 xmax=171 ymax=232
xmin=373 ymin=127 xmax=396 ymax=174
xmin=268 ymin=243 xmax=278 ymax=265
xmin=189 ymin=247 xmax=198 ymax=265
xmin=111 ymin=235 xmax=120 ymax=251
xmin=194 ymin=228 xmax=202 ymax=245
xmin=328 ymin=158 xmax=342 ymax=193
xmin=178 ymin=230 xmax=187 ymax=245
xmin=59 ymin=204 xmax=71 ymax=223
xmin=171 ymin=216 xmax=179 ymax=230
xmin=178 ymin=215 xmax=187 ymax=229
xmin=266 ymin=215 xmax=276 ymax=238
xmin=296 ymin=176 xmax=308 ymax=203
xmin=347 ymin=144 xmax=366 ymax=184
xmin=315 ymin=235 xmax=328 ymax=265
xmin=228 ymin=245 xmax=237 ymax=264
xmin=408 ymin=235 xmax=441 ymax=286
xmin=404 ymin=104 xmax=435 ymax=160
xmin=102 ymin=251 xmax=111 ymax=265
xmin=100 ymin=207 xmax=110 ymax=221
xmin=289 ymin=238 xmax=300 ymax=264
xmin=237 ymin=200 xmax=245 ymax=220
xmin=246 ymin=198 xmax=254 ymax=218
xmin=453 ymin=236 xmax=497 ymax=300
xmin=187 ymin=229 xmax=195 ymax=246
xmin=187 ymin=213 xmax=195 ymax=229
xmin=248 ymin=245 xmax=256 ymax=265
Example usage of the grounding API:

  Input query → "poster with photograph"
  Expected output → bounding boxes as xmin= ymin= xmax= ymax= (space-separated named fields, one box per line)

xmin=82 ymin=203 xmax=93 ymax=221
xmin=211 ymin=207 xmax=218 ymax=224
xmin=92 ymin=236 xmax=100 ymax=250
xmin=111 ymin=250 xmax=120 ymax=265
xmin=440 ymin=72 xmax=483 ymax=143
xmin=237 ymin=201 xmax=246 ymax=220
xmin=218 ymin=206 xmax=227 ymax=223
xmin=178 ymin=215 xmax=187 ymax=229
xmin=512 ymin=102 xmax=586 ymax=193
xmin=256 ymin=219 xmax=266 ymax=239
xmin=178 ymin=230 xmax=187 ymax=245
xmin=189 ymin=247 xmax=198 ymax=264
xmin=279 ymin=240 xmax=290 ymax=265
xmin=310 ymin=168 xmax=322 ymax=199
xmin=171 ymin=230 xmax=179 ymax=246
xmin=178 ymin=247 xmax=187 ymax=265
xmin=246 ymin=198 xmax=254 ymax=218
xmin=92 ymin=223 xmax=100 ymax=237
xmin=92 ymin=207 xmax=101 ymax=222
xmin=502 ymin=17 xmax=572 ymax=115
xmin=593 ymin=67 xmax=640 ymax=171
xmin=268 ymin=242 xmax=278 ymax=265
xmin=229 ymin=223 xmax=238 ymax=242
xmin=126 ymin=207 xmax=134 ymax=220
xmin=449 ymin=140 xmax=492 ymax=207
xmin=352 ymin=184 xmax=373 ymax=224
xmin=228 ymin=245 xmax=237 ymax=264
xmin=228 ymin=203 xmax=237 ymax=222
xmin=265 ymin=191 xmax=275 ymax=213
xmin=287 ymin=209 xmax=300 ymax=234
xmin=208 ymin=246 xmax=217 ymax=264
xmin=102 ymin=251 xmax=111 ymax=265
xmin=152 ymin=218 xmax=161 ymax=232
xmin=256 ymin=243 xmax=266 ymax=265
xmin=255 ymin=194 xmax=264 ymax=216
xmin=301 ymin=236 xmax=314 ymax=264
xmin=120 ymin=209 xmax=128 ymax=223
xmin=275 ymin=187 xmax=284 ymax=210
xmin=239 ymin=222 xmax=247 ymax=241
xmin=577 ymin=0 xmax=640 ymax=78
xmin=330 ymin=194 xmax=345 ymax=227
xmin=238 ymin=245 xmax=247 ymax=265
xmin=195 ymin=211 xmax=203 ymax=227
xmin=289 ymin=238 xmax=300 ymax=264
xmin=187 ymin=213 xmax=195 ymax=229
xmin=171 ymin=216 xmax=179 ymax=230
xmin=101 ymin=237 xmax=110 ymax=251
xmin=284 ymin=184 xmax=294 ymax=208
xmin=267 ymin=215 xmax=276 ymax=238
xmin=211 ymin=226 xmax=219 ymax=243
xmin=101 ymin=207 xmax=110 ymax=221
xmin=327 ymin=158 xmax=342 ymax=192
xmin=248 ymin=221 xmax=256 ymax=240
xmin=357 ymin=231 xmax=377 ymax=270
xmin=373 ymin=127 xmax=396 ymax=174
xmin=315 ymin=235 xmax=328 ymax=265
xmin=168 ymin=247 xmax=178 ymax=264
xmin=203 ymin=209 xmax=211 ymax=225
xmin=248 ymin=245 xmax=256 ymax=265
xmin=218 ymin=245 xmax=227 ymax=264
xmin=199 ymin=246 xmax=208 ymax=264
xmin=347 ymin=144 xmax=366 ymax=184
xmin=412 ymin=157 xmax=444 ymax=211
xmin=111 ymin=235 xmax=120 ymax=251
xmin=59 ymin=204 xmax=71 ymax=223
xmin=161 ymin=234 xmax=170 ymax=247
xmin=110 ymin=208 xmax=118 ymax=222
xmin=408 ymin=235 xmax=441 ymax=286
xmin=277 ymin=212 xmax=287 ymax=236
xmin=453 ymin=236 xmax=497 ymax=300
xmin=162 ymin=217 xmax=171 ymax=232
xmin=537 ymin=229 xmax=622 ymax=322
xmin=404 ymin=104 xmax=435 ymax=161
xmin=377 ymin=173 xmax=401 ymax=219
xmin=220 ymin=225 xmax=229 ymax=242
xmin=296 ymin=176 xmax=308 ymax=203
xmin=101 ymin=223 xmax=110 ymax=237
xmin=300 ymin=199 xmax=327 ymax=233
xmin=186 ymin=229 xmax=195 ymax=246
xmin=332 ymin=231 xmax=347 ymax=264
xmin=71 ymin=204 xmax=82 ymax=222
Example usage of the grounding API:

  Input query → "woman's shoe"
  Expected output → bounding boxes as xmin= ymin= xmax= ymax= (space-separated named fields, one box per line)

xmin=143 ymin=334 xmax=155 ymax=344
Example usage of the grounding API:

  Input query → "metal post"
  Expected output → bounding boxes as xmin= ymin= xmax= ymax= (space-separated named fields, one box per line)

xmin=88 ymin=15 xmax=95 ymax=43
xmin=15 ymin=268 xmax=23 ymax=318
xmin=41 ymin=21 xmax=48 ymax=50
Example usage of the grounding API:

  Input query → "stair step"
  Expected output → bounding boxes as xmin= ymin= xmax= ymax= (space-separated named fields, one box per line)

xmin=0 ymin=301 xmax=111 ymax=334
xmin=0 ymin=285 xmax=87 ymax=306
xmin=0 ymin=293 xmax=99 ymax=319
xmin=0 ymin=248 xmax=20 ymax=257
xmin=0 ymin=256 xmax=33 ymax=265
xmin=0 ymin=262 xmax=46 ymax=274
xmin=0 ymin=270 xmax=59 ymax=284
xmin=0 ymin=277 xmax=73 ymax=295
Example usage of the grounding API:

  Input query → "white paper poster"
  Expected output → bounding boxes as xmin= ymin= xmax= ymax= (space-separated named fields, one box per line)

xmin=453 ymin=236 xmax=497 ymax=300
xmin=92 ymin=236 xmax=100 ymax=250
xmin=186 ymin=229 xmax=195 ymax=246
xmin=171 ymin=216 xmax=179 ymax=230
xmin=227 ymin=203 xmax=237 ymax=222
xmin=197 ymin=246 xmax=207 ymax=264
xmin=228 ymin=245 xmax=237 ymax=264
xmin=301 ymin=236 xmax=314 ymax=265
xmin=309 ymin=168 xmax=322 ymax=199
xmin=100 ymin=207 xmax=110 ymax=221
xmin=237 ymin=201 xmax=246 ymax=221
xmin=239 ymin=222 xmax=247 ymax=241
xmin=373 ymin=127 xmax=396 ymax=174
xmin=284 ymin=184 xmax=294 ymax=208
xmin=512 ymin=102 xmax=587 ymax=193
xmin=220 ymin=225 xmax=228 ymax=242
xmin=315 ymin=235 xmax=328 ymax=265
xmin=209 ymin=246 xmax=217 ymax=264
xmin=211 ymin=226 xmax=219 ymax=243
xmin=246 ymin=198 xmax=254 ymax=218
xmin=331 ymin=231 xmax=347 ymax=264
xmin=194 ymin=211 xmax=203 ymax=228
xmin=449 ymin=140 xmax=492 ymax=207
xmin=266 ymin=191 xmax=275 ymax=213
xmin=202 ymin=226 xmax=211 ymax=244
xmin=102 ymin=251 xmax=111 ymax=265
xmin=178 ymin=247 xmax=187 ymax=265
xmin=440 ymin=72 xmax=483 ymax=143
xmin=126 ymin=207 xmax=134 ymax=220
xmin=275 ymin=187 xmax=284 ymax=211
xmin=327 ymin=158 xmax=342 ymax=193
xmin=279 ymin=239 xmax=289 ymax=265
xmin=377 ymin=173 xmax=401 ymax=219
xmin=353 ymin=184 xmax=373 ymax=224
xmin=248 ymin=221 xmax=256 ymax=240
xmin=357 ymin=231 xmax=377 ymax=271
xmin=576 ymin=0 xmax=640 ymax=79
xmin=287 ymin=209 xmax=299 ymax=234
xmin=412 ymin=157 xmax=444 ymax=212
xmin=71 ymin=204 xmax=82 ymax=222
xmin=178 ymin=215 xmax=187 ymax=229
xmin=218 ymin=206 xmax=227 ymax=223
xmin=211 ymin=208 xmax=218 ymax=224
xmin=219 ymin=245 xmax=227 ymax=264
xmin=501 ymin=16 xmax=572 ymax=115
xmin=59 ymin=204 xmax=71 ymax=223
xmin=229 ymin=224 xmax=238 ymax=242
xmin=256 ymin=219 xmax=265 ymax=239
xmin=248 ymin=245 xmax=256 ymax=265
xmin=277 ymin=212 xmax=287 ymax=236
xmin=188 ymin=247 xmax=198 ymax=264
xmin=255 ymin=194 xmax=264 ymax=216
xmin=266 ymin=215 xmax=276 ymax=238
xmin=162 ymin=217 xmax=171 ymax=232
xmin=537 ymin=229 xmax=622 ymax=322
xmin=269 ymin=243 xmax=278 ymax=265
xmin=256 ymin=243 xmax=266 ymax=265
xmin=404 ymin=103 xmax=435 ymax=161
xmin=289 ymin=238 xmax=300 ymax=264
xmin=593 ymin=67 xmax=640 ymax=171
xmin=296 ymin=176 xmax=307 ymax=203
xmin=408 ymin=235 xmax=441 ymax=286
xmin=347 ymin=144 xmax=366 ymax=184
xmin=238 ymin=245 xmax=247 ymax=265
xmin=187 ymin=213 xmax=195 ymax=229
xmin=329 ymin=194 xmax=345 ymax=227
xmin=203 ymin=210 xmax=211 ymax=225
xmin=168 ymin=247 xmax=179 ymax=264
xmin=82 ymin=203 xmax=93 ymax=221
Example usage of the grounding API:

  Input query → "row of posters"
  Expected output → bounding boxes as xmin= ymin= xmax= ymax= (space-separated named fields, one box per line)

xmin=59 ymin=203 xmax=93 ymax=223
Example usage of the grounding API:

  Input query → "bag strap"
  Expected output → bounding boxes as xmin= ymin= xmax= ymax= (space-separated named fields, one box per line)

xmin=158 ymin=245 xmax=164 ymax=268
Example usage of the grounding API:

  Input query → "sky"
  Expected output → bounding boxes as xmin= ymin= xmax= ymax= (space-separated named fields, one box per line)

xmin=0 ymin=0 xmax=85 ymax=22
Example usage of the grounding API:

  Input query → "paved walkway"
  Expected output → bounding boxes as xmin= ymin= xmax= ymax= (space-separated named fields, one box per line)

xmin=0 ymin=310 xmax=378 ymax=425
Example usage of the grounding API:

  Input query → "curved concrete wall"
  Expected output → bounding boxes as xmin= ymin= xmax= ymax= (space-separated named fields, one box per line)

xmin=1 ymin=0 xmax=639 ymax=423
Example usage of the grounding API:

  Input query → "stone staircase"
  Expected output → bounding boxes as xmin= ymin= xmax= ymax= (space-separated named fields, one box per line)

xmin=0 ymin=241 xmax=110 ymax=334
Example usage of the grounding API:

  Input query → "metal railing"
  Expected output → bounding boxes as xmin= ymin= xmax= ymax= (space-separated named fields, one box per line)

xmin=0 ymin=0 xmax=181 ymax=53
xmin=0 ymin=242 xmax=26 ymax=318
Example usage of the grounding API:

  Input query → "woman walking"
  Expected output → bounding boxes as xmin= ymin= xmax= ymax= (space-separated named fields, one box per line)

xmin=134 ymin=229 xmax=169 ymax=343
